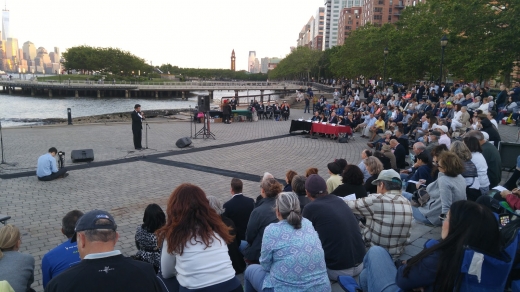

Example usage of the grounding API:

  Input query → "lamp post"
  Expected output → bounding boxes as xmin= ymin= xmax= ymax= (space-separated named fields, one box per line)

xmin=383 ymin=47 xmax=389 ymax=88
xmin=439 ymin=35 xmax=448 ymax=83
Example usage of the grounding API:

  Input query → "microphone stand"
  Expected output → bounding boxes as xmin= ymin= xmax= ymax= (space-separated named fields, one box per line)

xmin=0 ymin=121 xmax=16 ymax=166
xmin=145 ymin=122 xmax=150 ymax=149
xmin=189 ymin=105 xmax=193 ymax=138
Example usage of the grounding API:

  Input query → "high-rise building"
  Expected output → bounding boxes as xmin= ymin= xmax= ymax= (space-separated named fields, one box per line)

xmin=297 ymin=16 xmax=314 ymax=48
xmin=248 ymin=51 xmax=256 ymax=73
xmin=322 ymin=0 xmax=346 ymax=50
xmin=254 ymin=58 xmax=260 ymax=73
xmin=231 ymin=49 xmax=236 ymax=71
xmin=313 ymin=7 xmax=325 ymax=50
xmin=22 ymin=41 xmax=36 ymax=63
xmin=337 ymin=6 xmax=362 ymax=45
xmin=6 ymin=37 xmax=17 ymax=60
xmin=260 ymin=57 xmax=270 ymax=73
xmin=362 ymin=0 xmax=410 ymax=27
xmin=2 ymin=7 xmax=9 ymax=41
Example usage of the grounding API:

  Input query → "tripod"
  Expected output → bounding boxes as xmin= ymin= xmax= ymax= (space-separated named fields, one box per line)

xmin=145 ymin=122 xmax=150 ymax=149
xmin=0 ymin=121 xmax=16 ymax=166
xmin=194 ymin=112 xmax=215 ymax=140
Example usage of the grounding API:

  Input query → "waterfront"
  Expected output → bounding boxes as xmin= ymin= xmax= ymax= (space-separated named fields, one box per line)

xmin=0 ymin=90 xmax=276 ymax=127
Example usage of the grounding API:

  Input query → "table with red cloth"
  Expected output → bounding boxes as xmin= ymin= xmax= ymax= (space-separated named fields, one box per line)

xmin=310 ymin=122 xmax=352 ymax=136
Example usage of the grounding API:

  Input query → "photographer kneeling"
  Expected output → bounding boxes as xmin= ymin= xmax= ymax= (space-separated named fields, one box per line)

xmin=36 ymin=147 xmax=68 ymax=181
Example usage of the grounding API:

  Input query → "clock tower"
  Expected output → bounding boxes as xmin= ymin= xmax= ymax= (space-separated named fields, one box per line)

xmin=231 ymin=49 xmax=236 ymax=71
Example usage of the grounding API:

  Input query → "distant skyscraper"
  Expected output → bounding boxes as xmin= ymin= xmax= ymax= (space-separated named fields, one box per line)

xmin=23 ymin=41 xmax=36 ymax=62
xmin=323 ymin=0 xmax=346 ymax=50
xmin=2 ymin=7 xmax=9 ymax=41
xmin=6 ymin=37 xmax=17 ymax=60
xmin=248 ymin=51 xmax=256 ymax=73
xmin=231 ymin=49 xmax=236 ymax=71
xmin=260 ymin=57 xmax=269 ymax=74
xmin=254 ymin=58 xmax=260 ymax=73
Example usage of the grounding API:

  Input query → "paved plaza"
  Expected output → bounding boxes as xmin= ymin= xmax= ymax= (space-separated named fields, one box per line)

xmin=1 ymin=107 xmax=518 ymax=291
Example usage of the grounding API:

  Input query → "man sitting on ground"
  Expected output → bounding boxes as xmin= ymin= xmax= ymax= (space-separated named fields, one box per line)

xmin=302 ymin=174 xmax=366 ymax=280
xmin=36 ymin=147 xmax=68 ymax=181
xmin=223 ymin=178 xmax=255 ymax=243
xmin=345 ymin=169 xmax=412 ymax=257
xmin=42 ymin=210 xmax=84 ymax=288
xmin=45 ymin=210 xmax=161 ymax=292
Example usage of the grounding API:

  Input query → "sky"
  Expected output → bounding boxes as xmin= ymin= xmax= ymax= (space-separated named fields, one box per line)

xmin=8 ymin=0 xmax=324 ymax=71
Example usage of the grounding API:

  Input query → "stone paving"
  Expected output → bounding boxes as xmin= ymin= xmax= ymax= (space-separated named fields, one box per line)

xmin=1 ymin=107 xmax=519 ymax=291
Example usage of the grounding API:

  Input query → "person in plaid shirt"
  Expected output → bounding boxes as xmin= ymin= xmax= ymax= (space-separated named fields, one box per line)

xmin=344 ymin=169 xmax=413 ymax=257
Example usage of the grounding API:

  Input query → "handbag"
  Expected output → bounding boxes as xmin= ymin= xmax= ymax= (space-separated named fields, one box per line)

xmin=411 ymin=187 xmax=430 ymax=207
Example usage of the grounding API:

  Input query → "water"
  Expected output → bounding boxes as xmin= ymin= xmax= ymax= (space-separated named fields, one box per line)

xmin=0 ymin=90 xmax=276 ymax=127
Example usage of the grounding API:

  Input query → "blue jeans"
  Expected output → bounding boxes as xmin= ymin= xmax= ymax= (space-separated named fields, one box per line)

xmin=244 ymin=264 xmax=274 ymax=292
xmin=401 ymin=192 xmax=432 ymax=225
xmin=239 ymin=240 xmax=248 ymax=253
xmin=304 ymin=104 xmax=310 ymax=113
xmin=359 ymin=246 xmax=399 ymax=292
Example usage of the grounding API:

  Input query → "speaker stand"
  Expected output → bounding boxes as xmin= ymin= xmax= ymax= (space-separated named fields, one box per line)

xmin=0 ymin=121 xmax=17 ymax=166
xmin=194 ymin=112 xmax=215 ymax=140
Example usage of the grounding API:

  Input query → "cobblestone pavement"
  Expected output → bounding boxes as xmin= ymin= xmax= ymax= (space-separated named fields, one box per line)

xmin=1 ymin=108 xmax=519 ymax=291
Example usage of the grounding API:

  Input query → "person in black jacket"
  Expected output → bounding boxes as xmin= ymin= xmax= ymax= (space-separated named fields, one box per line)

xmin=131 ymin=104 xmax=144 ymax=150
xmin=243 ymin=178 xmax=281 ymax=264
xmin=391 ymin=139 xmax=407 ymax=170
xmin=479 ymin=116 xmax=501 ymax=148
xmin=332 ymin=165 xmax=368 ymax=199
xmin=291 ymin=175 xmax=311 ymax=211
xmin=222 ymin=100 xmax=232 ymax=124
xmin=222 ymin=178 xmax=255 ymax=243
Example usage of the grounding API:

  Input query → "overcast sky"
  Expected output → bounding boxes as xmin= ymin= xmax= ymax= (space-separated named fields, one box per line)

xmin=9 ymin=0 xmax=323 ymax=71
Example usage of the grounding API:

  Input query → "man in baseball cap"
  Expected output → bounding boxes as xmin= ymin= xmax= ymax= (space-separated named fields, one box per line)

xmin=46 ymin=210 xmax=161 ymax=292
xmin=345 ymin=169 xmax=413 ymax=257
xmin=302 ymin=175 xmax=366 ymax=280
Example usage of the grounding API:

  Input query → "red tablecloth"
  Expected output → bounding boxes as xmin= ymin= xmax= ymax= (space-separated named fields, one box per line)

xmin=310 ymin=123 xmax=352 ymax=135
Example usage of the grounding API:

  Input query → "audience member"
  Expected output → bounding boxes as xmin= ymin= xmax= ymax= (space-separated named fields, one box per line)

xmin=223 ymin=178 xmax=255 ymax=243
xmin=435 ymin=125 xmax=451 ymax=148
xmin=424 ymin=131 xmax=441 ymax=153
xmin=450 ymin=141 xmax=481 ymax=201
xmin=36 ymin=147 xmax=68 ymax=181
xmin=291 ymin=175 xmax=311 ymax=210
xmin=305 ymin=167 xmax=319 ymax=177
xmin=463 ymin=137 xmax=490 ymax=197
xmin=302 ymin=174 xmax=366 ymax=280
xmin=326 ymin=161 xmax=343 ymax=193
xmin=0 ymin=224 xmax=34 ymax=292
xmin=504 ymin=155 xmax=520 ymax=190
xmin=207 ymin=196 xmax=246 ymax=275
xmin=405 ymin=152 xmax=433 ymax=191
xmin=358 ymin=201 xmax=500 ymax=292
xmin=381 ymin=144 xmax=397 ymax=170
xmin=42 ymin=210 xmax=83 ymax=287
xmin=374 ymin=150 xmax=392 ymax=170
xmin=479 ymin=116 xmax=501 ymax=147
xmin=134 ymin=204 xmax=165 ymax=273
xmin=243 ymin=178 xmax=281 ymax=264
xmin=391 ymin=139 xmax=407 ymax=170
xmin=283 ymin=170 xmax=297 ymax=192
xmin=403 ymin=151 xmax=466 ymax=226
xmin=364 ymin=157 xmax=384 ymax=194
xmin=400 ymin=142 xmax=427 ymax=180
xmin=46 ymin=210 xmax=161 ymax=291
xmin=157 ymin=185 xmax=241 ymax=291
xmin=466 ymin=130 xmax=501 ymax=188
xmin=244 ymin=192 xmax=330 ymax=292
xmin=346 ymin=169 xmax=412 ymax=257
xmin=332 ymin=165 xmax=367 ymax=199
xmin=358 ymin=149 xmax=372 ymax=182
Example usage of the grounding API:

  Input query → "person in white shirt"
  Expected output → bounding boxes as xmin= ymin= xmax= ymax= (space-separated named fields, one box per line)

xmin=435 ymin=125 xmax=451 ymax=148
xmin=477 ymin=97 xmax=490 ymax=114
xmin=487 ymin=111 xmax=498 ymax=129
xmin=463 ymin=137 xmax=490 ymax=196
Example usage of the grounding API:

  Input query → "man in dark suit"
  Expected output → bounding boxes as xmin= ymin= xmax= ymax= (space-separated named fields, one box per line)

xmin=390 ymin=139 xmax=407 ymax=170
xmin=131 ymin=104 xmax=144 ymax=150
xmin=223 ymin=178 xmax=255 ymax=243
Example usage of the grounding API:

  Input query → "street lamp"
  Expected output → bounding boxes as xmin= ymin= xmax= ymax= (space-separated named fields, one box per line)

xmin=383 ymin=47 xmax=389 ymax=87
xmin=439 ymin=35 xmax=448 ymax=84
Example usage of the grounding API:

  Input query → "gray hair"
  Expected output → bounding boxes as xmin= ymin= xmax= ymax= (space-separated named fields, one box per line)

xmin=466 ymin=130 xmax=485 ymax=141
xmin=414 ymin=142 xmax=426 ymax=151
xmin=206 ymin=196 xmax=225 ymax=215
xmin=276 ymin=192 xmax=302 ymax=229
xmin=262 ymin=172 xmax=274 ymax=182
xmin=450 ymin=141 xmax=472 ymax=161
xmin=291 ymin=175 xmax=306 ymax=195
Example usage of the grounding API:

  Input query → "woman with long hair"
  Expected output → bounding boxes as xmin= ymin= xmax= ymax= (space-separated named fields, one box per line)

xmin=463 ymin=136 xmax=490 ymax=197
xmin=332 ymin=165 xmax=368 ymax=199
xmin=450 ymin=141 xmax=481 ymax=201
xmin=135 ymin=203 xmax=165 ymax=273
xmin=244 ymin=192 xmax=330 ymax=292
xmin=158 ymin=184 xmax=242 ymax=291
xmin=0 ymin=224 xmax=34 ymax=292
xmin=359 ymin=200 xmax=500 ymax=291
xmin=363 ymin=157 xmax=384 ymax=194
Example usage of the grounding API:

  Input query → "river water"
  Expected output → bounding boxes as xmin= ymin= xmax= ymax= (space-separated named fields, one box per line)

xmin=0 ymin=90 xmax=276 ymax=127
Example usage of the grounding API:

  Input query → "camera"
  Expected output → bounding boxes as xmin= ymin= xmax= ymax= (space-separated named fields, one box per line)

xmin=57 ymin=151 xmax=65 ymax=169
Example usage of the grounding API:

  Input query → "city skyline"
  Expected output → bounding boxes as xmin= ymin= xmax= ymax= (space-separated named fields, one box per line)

xmin=8 ymin=0 xmax=323 ymax=71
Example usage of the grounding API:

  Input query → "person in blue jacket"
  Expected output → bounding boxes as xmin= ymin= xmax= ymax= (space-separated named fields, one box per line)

xmin=358 ymin=200 xmax=500 ymax=292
